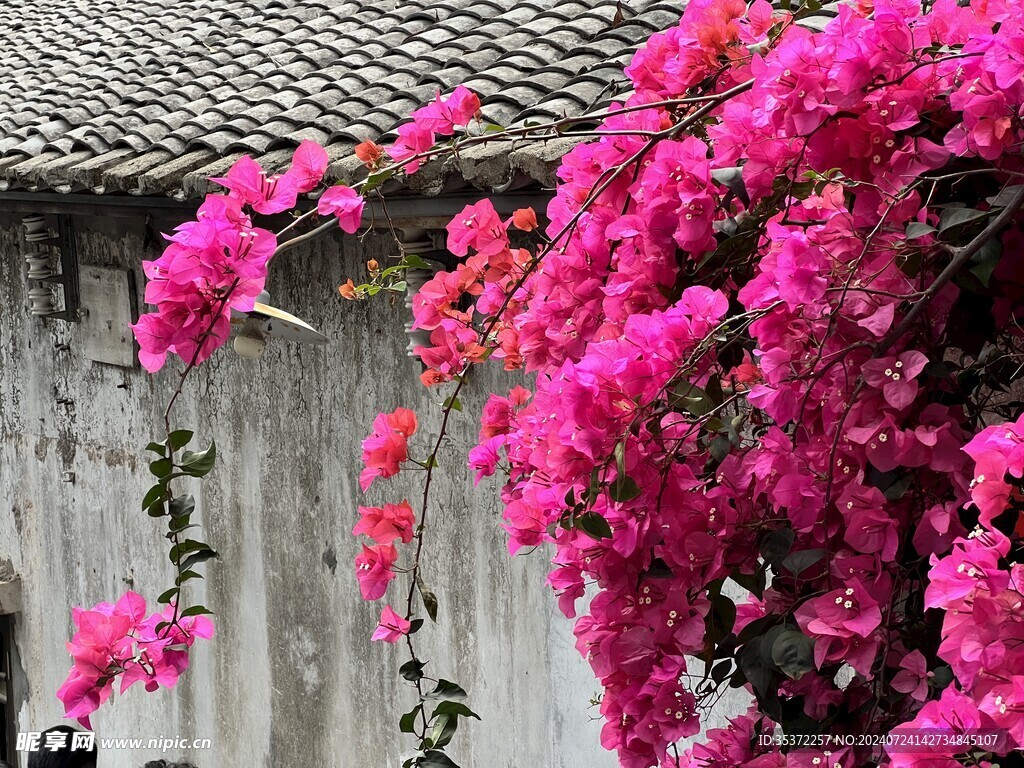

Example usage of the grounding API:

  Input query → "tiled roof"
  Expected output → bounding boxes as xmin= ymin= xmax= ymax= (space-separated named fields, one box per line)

xmin=0 ymin=0 xmax=683 ymax=200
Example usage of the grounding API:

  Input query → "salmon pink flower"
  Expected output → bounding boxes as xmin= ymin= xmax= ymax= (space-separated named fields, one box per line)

xmin=353 ymin=501 xmax=415 ymax=545
xmin=359 ymin=408 xmax=418 ymax=491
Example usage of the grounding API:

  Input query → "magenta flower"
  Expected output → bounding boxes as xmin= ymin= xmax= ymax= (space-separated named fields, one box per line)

xmin=286 ymin=139 xmax=329 ymax=193
xmin=210 ymin=155 xmax=300 ymax=215
xmin=411 ymin=85 xmax=481 ymax=135
xmin=371 ymin=605 xmax=412 ymax=643
xmin=891 ymin=649 xmax=930 ymax=702
xmin=354 ymin=544 xmax=398 ymax=601
xmin=317 ymin=185 xmax=364 ymax=234
xmin=57 ymin=592 xmax=213 ymax=728
xmin=862 ymin=350 xmax=929 ymax=410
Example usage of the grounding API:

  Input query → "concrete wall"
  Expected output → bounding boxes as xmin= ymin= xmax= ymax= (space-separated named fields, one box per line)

xmin=0 ymin=208 xmax=619 ymax=768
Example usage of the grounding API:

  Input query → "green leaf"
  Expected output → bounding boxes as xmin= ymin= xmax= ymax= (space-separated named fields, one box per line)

xmin=157 ymin=587 xmax=179 ymax=605
xmin=389 ymin=280 xmax=408 ymax=293
xmin=429 ymin=713 xmax=459 ymax=749
xmin=141 ymin=484 xmax=166 ymax=510
xmin=425 ymin=680 xmax=468 ymax=702
xmin=443 ymin=396 xmax=462 ymax=412
xmin=149 ymin=458 xmax=173 ymax=478
xmin=905 ymin=222 xmax=936 ymax=240
xmin=409 ymin=618 xmax=425 ymax=634
xmin=938 ymin=207 xmax=988 ymax=237
xmin=670 ymin=382 xmax=714 ymax=416
xmin=179 ymin=605 xmax=213 ymax=618
xmin=175 ymin=570 xmax=203 ymax=586
xmin=710 ymin=166 xmax=749 ymax=205
xmin=609 ymin=476 xmax=641 ymax=503
xmin=781 ymin=548 xmax=825 ymax=576
xmin=145 ymin=440 xmax=168 ymax=456
xmin=168 ymin=539 xmax=212 ymax=562
xmin=180 ymin=549 xmax=218 ymax=571
xmin=420 ymin=751 xmax=460 ymax=768
xmin=730 ymin=564 xmax=767 ymax=599
xmin=147 ymin=500 xmax=166 ymax=518
xmin=576 ymin=511 xmax=613 ymax=540
xmin=709 ymin=434 xmax=731 ymax=463
xmin=969 ymin=238 xmax=1002 ymax=287
xmin=759 ymin=528 xmax=795 ymax=566
xmin=399 ymin=659 xmax=426 ymax=683
xmin=711 ymin=659 xmax=733 ymax=683
xmin=169 ymin=495 xmax=195 ymax=520
xmin=167 ymin=430 xmax=194 ymax=450
xmin=180 ymin=441 xmax=216 ymax=477
xmin=738 ymin=636 xmax=774 ymax=699
xmin=418 ymin=579 xmax=439 ymax=622
xmin=987 ymin=185 xmax=1024 ymax=208
xmin=403 ymin=254 xmax=431 ymax=269
xmin=361 ymin=169 xmax=395 ymax=194
xmin=432 ymin=701 xmax=480 ymax=720
xmin=614 ymin=441 xmax=627 ymax=477
xmin=770 ymin=629 xmax=815 ymax=680
xmin=400 ymin=704 xmax=422 ymax=734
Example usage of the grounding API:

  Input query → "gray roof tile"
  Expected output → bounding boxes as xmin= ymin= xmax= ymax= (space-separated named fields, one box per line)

xmin=0 ymin=0 xmax=681 ymax=197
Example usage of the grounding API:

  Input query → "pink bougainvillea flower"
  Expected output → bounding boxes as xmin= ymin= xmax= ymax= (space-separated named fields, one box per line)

xmin=210 ymin=155 xmax=300 ymax=215
xmin=284 ymin=139 xmax=329 ymax=194
xmin=353 ymin=500 xmax=416 ymax=545
xmin=468 ymin=435 xmax=506 ymax=485
xmin=371 ymin=605 xmax=412 ymax=643
xmin=317 ymin=185 xmax=365 ymax=234
xmin=411 ymin=85 xmax=481 ymax=135
xmin=359 ymin=408 xmax=418 ymax=491
xmin=354 ymin=544 xmax=398 ymax=601
xmin=891 ymin=649 xmax=930 ymax=702
xmin=57 ymin=592 xmax=213 ymax=728
xmin=861 ymin=350 xmax=929 ymax=410
xmin=446 ymin=200 xmax=510 ymax=258
xmin=389 ymin=121 xmax=436 ymax=174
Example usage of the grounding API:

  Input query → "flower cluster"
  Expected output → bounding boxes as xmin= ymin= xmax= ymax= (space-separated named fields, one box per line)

xmin=383 ymin=0 xmax=1024 ymax=765
xmin=355 ymin=409 xmax=420 ymax=642
xmin=131 ymin=140 xmax=363 ymax=372
xmin=56 ymin=592 xmax=213 ymax=728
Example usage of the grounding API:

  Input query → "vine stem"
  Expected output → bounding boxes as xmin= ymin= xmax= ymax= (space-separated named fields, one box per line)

xmin=877 ymin=184 xmax=1024 ymax=353
xmin=269 ymin=80 xmax=754 ymax=260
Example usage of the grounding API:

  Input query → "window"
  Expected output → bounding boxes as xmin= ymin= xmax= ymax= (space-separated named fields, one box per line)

xmin=0 ymin=615 xmax=14 ymax=763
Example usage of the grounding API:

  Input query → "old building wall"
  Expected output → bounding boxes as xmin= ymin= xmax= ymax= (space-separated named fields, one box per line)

xmin=0 ymin=207 xmax=751 ymax=768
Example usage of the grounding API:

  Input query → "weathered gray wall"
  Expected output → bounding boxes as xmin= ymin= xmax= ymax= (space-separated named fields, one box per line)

xmin=0 ymin=208 xmax=619 ymax=768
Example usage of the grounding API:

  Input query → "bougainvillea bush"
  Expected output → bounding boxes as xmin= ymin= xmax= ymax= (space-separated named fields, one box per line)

xmin=57 ymin=0 xmax=1024 ymax=765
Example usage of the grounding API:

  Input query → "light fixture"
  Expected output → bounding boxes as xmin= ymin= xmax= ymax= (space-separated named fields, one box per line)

xmin=229 ymin=291 xmax=328 ymax=359
xmin=20 ymin=214 xmax=81 ymax=322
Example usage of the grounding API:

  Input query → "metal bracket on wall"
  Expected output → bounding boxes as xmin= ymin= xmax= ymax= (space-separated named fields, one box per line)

xmin=38 ymin=214 xmax=81 ymax=322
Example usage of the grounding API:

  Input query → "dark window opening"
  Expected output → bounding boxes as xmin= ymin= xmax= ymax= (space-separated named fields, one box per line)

xmin=0 ymin=615 xmax=15 ymax=763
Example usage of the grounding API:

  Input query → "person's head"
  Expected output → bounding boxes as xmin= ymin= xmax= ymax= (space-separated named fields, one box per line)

xmin=27 ymin=725 xmax=97 ymax=768
xmin=142 ymin=762 xmax=198 ymax=768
